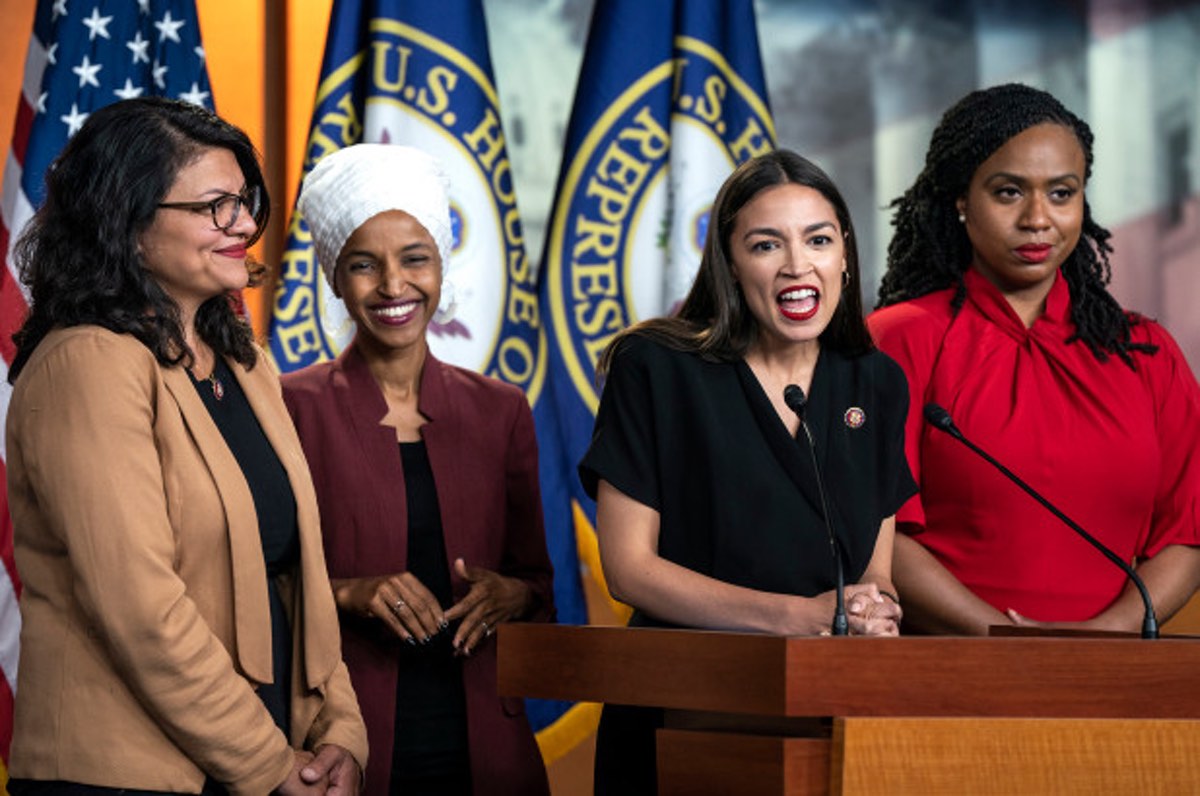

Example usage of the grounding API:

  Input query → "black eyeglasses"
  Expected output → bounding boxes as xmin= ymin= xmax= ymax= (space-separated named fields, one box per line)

xmin=158 ymin=185 xmax=263 ymax=233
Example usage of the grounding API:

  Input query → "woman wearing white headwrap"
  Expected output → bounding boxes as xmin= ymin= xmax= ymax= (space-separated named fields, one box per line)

xmin=281 ymin=144 xmax=554 ymax=796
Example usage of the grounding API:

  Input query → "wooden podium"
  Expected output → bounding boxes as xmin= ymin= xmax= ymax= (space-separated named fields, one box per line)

xmin=498 ymin=624 xmax=1200 ymax=794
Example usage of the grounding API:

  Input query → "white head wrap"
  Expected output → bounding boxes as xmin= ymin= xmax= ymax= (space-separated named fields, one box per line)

xmin=298 ymin=143 xmax=455 ymax=318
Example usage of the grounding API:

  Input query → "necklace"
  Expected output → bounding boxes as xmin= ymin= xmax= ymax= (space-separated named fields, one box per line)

xmin=205 ymin=370 xmax=225 ymax=401
xmin=193 ymin=366 xmax=225 ymax=400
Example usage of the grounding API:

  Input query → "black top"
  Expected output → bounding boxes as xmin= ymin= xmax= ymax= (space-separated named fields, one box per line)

xmin=188 ymin=358 xmax=298 ymax=735
xmin=391 ymin=441 xmax=469 ymax=788
xmin=579 ymin=335 xmax=917 ymax=627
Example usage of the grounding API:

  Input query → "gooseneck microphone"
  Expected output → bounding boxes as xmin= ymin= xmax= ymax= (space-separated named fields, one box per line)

xmin=923 ymin=403 xmax=1158 ymax=639
xmin=784 ymin=384 xmax=849 ymax=636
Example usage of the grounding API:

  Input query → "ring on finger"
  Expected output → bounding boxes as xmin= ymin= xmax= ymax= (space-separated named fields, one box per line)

xmin=481 ymin=620 xmax=493 ymax=636
xmin=392 ymin=599 xmax=406 ymax=614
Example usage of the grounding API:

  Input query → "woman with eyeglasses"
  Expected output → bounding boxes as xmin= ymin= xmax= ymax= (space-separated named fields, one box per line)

xmin=5 ymin=97 xmax=367 ymax=794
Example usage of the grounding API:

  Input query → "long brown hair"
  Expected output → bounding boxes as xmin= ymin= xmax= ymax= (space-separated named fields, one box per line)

xmin=598 ymin=149 xmax=871 ymax=375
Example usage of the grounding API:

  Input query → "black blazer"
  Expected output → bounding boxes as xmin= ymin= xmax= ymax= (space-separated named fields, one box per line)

xmin=579 ymin=334 xmax=916 ymax=624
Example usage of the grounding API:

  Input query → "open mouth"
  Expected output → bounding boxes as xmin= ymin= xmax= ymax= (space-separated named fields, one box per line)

xmin=370 ymin=300 xmax=421 ymax=326
xmin=778 ymin=286 xmax=819 ymax=321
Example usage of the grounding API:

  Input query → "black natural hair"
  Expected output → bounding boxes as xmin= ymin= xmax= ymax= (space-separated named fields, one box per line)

xmin=9 ymin=96 xmax=270 ymax=382
xmin=876 ymin=82 xmax=1154 ymax=367
xmin=598 ymin=148 xmax=872 ymax=374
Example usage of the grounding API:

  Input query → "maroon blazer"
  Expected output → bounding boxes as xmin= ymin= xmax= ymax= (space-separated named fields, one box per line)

xmin=282 ymin=343 xmax=553 ymax=796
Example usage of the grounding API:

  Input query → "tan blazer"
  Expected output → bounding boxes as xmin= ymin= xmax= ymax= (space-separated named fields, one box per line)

xmin=6 ymin=327 xmax=367 ymax=794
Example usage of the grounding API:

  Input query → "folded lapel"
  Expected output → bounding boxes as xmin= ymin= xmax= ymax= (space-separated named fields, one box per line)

xmin=804 ymin=352 xmax=845 ymax=542
xmin=160 ymin=365 xmax=272 ymax=684
xmin=339 ymin=345 xmax=410 ymax=574
xmin=231 ymin=355 xmax=340 ymax=689
xmin=805 ymin=352 xmax=835 ymax=491
xmin=733 ymin=359 xmax=826 ymax=521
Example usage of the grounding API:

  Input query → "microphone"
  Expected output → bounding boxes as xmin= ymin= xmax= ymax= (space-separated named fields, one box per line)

xmin=784 ymin=384 xmax=849 ymax=636
xmin=923 ymin=403 xmax=1158 ymax=639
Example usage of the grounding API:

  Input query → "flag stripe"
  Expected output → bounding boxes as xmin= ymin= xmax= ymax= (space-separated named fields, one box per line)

xmin=19 ymin=31 xmax=47 ymax=109
xmin=0 ymin=248 xmax=28 ymax=366
xmin=2 ymin=151 xmax=36 ymax=307
xmin=9 ymin=103 xmax=34 ymax=178
xmin=0 ymin=669 xmax=13 ymax=762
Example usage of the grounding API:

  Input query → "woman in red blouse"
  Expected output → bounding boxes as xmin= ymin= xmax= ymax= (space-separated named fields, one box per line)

xmin=868 ymin=83 xmax=1200 ymax=635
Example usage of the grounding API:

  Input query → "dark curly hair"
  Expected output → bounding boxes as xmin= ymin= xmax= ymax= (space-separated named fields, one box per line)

xmin=599 ymin=149 xmax=872 ymax=374
xmin=875 ymin=83 xmax=1154 ymax=367
xmin=9 ymin=96 xmax=270 ymax=382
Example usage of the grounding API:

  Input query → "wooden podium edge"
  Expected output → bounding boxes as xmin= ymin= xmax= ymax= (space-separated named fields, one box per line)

xmin=499 ymin=624 xmax=1200 ymax=719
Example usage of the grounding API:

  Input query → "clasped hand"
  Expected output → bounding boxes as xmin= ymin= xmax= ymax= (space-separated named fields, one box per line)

xmin=274 ymin=745 xmax=360 ymax=795
xmin=338 ymin=558 xmax=531 ymax=655
xmin=842 ymin=583 xmax=901 ymax=636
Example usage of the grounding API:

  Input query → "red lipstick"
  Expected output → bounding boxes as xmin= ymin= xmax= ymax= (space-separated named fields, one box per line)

xmin=777 ymin=286 xmax=819 ymax=322
xmin=1015 ymin=244 xmax=1052 ymax=263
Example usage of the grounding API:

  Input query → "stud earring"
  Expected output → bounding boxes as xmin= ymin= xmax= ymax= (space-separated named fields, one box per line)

xmin=958 ymin=213 xmax=966 ymax=223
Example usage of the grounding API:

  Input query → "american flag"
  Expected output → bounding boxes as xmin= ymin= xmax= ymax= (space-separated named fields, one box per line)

xmin=0 ymin=0 xmax=211 ymax=774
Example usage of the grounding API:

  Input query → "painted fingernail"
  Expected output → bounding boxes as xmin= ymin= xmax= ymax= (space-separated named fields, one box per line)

xmin=405 ymin=636 xmax=417 ymax=646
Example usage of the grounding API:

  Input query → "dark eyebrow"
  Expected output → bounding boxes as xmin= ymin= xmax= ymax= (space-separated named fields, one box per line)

xmin=396 ymin=242 xmax=436 ymax=257
xmin=802 ymin=221 xmax=837 ymax=235
xmin=743 ymin=220 xmax=836 ymax=240
xmin=984 ymin=171 xmax=1083 ymax=186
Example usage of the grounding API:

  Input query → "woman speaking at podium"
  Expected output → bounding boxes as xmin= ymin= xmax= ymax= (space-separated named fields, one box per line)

xmin=869 ymin=84 xmax=1200 ymax=637
xmin=579 ymin=150 xmax=917 ymax=794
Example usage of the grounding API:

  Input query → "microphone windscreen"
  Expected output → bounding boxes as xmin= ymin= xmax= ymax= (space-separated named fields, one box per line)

xmin=783 ymin=384 xmax=806 ymax=416
xmin=923 ymin=403 xmax=955 ymax=432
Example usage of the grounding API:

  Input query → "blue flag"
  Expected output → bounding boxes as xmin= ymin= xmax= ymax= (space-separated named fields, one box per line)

xmin=531 ymin=0 xmax=775 ymax=753
xmin=266 ymin=0 xmax=584 ymax=745
xmin=16 ymin=0 xmax=213 ymax=211
xmin=269 ymin=0 xmax=540 ymax=386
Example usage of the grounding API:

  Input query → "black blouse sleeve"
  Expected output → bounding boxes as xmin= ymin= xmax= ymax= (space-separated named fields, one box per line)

xmin=578 ymin=336 xmax=662 ymax=511
xmin=877 ymin=352 xmax=919 ymax=519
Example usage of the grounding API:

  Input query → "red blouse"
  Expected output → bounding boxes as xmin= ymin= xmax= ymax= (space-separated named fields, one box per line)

xmin=869 ymin=269 xmax=1200 ymax=621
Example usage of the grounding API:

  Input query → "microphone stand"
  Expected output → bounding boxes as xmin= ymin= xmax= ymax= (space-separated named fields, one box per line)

xmin=924 ymin=403 xmax=1158 ymax=639
xmin=785 ymin=385 xmax=848 ymax=636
